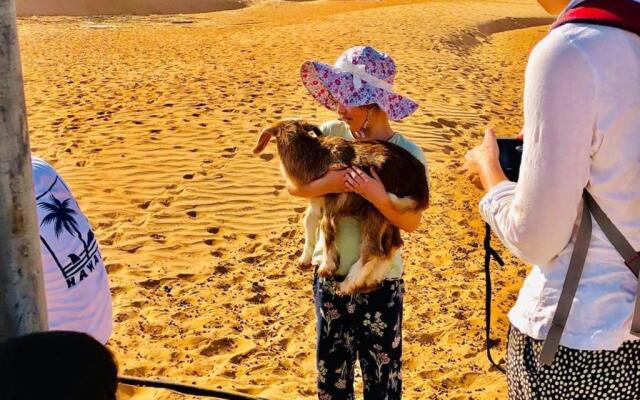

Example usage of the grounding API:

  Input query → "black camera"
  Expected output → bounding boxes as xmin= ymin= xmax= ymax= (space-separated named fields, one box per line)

xmin=497 ymin=138 xmax=523 ymax=182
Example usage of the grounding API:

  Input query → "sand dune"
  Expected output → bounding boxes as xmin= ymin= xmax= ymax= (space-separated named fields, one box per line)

xmin=18 ymin=0 xmax=550 ymax=398
xmin=16 ymin=0 xmax=251 ymax=17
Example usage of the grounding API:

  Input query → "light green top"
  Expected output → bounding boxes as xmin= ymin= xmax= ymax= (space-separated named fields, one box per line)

xmin=311 ymin=120 xmax=428 ymax=279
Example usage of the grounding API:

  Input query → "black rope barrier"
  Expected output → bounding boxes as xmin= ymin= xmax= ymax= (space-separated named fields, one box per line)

xmin=119 ymin=376 xmax=268 ymax=399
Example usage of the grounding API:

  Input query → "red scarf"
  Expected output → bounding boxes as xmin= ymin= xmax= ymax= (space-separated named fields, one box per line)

xmin=552 ymin=0 xmax=640 ymax=35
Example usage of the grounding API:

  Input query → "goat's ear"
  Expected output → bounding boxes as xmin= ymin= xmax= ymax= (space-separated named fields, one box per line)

xmin=302 ymin=123 xmax=322 ymax=138
xmin=253 ymin=127 xmax=274 ymax=154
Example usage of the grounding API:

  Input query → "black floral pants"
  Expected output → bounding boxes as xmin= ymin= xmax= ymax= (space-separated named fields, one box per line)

xmin=313 ymin=273 xmax=404 ymax=400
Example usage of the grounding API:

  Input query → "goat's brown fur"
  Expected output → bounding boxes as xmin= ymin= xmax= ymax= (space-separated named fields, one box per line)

xmin=253 ymin=119 xmax=429 ymax=293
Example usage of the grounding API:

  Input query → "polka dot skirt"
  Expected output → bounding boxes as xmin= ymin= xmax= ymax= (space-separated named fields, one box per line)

xmin=507 ymin=326 xmax=640 ymax=400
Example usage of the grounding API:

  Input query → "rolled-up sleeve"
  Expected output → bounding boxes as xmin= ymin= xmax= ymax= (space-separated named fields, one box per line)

xmin=479 ymin=31 xmax=597 ymax=266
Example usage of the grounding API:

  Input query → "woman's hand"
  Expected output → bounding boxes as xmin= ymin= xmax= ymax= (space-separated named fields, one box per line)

xmin=323 ymin=168 xmax=351 ymax=194
xmin=345 ymin=166 xmax=422 ymax=232
xmin=345 ymin=166 xmax=388 ymax=205
xmin=463 ymin=128 xmax=508 ymax=191
xmin=286 ymin=168 xmax=350 ymax=198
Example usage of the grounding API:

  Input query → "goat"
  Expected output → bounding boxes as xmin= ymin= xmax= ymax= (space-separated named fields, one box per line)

xmin=253 ymin=120 xmax=428 ymax=294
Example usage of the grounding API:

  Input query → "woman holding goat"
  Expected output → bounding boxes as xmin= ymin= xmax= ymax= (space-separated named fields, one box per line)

xmin=286 ymin=45 xmax=429 ymax=400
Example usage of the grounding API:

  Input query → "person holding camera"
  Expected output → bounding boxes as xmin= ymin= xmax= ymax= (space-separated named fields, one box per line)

xmin=464 ymin=0 xmax=640 ymax=398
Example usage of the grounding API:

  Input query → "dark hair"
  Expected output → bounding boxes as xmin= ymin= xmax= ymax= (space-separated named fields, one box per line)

xmin=365 ymin=103 xmax=381 ymax=111
xmin=0 ymin=331 xmax=118 ymax=400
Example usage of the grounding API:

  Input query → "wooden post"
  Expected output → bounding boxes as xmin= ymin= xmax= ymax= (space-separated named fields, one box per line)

xmin=0 ymin=0 xmax=48 ymax=340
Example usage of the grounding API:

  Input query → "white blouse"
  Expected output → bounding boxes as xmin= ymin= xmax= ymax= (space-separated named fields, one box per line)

xmin=480 ymin=22 xmax=640 ymax=350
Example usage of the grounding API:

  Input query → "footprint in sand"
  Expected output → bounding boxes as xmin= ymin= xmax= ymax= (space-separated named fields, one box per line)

xmin=242 ymin=255 xmax=260 ymax=264
xmin=139 ymin=279 xmax=163 ymax=290
xmin=114 ymin=312 xmax=132 ymax=324
xmin=441 ymin=145 xmax=455 ymax=155
xmin=260 ymin=153 xmax=274 ymax=161
xmin=458 ymin=372 xmax=481 ymax=386
xmin=200 ymin=338 xmax=236 ymax=357
xmin=440 ymin=133 xmax=454 ymax=141
xmin=150 ymin=233 xmax=166 ymax=243
xmin=246 ymin=293 xmax=268 ymax=305
xmin=437 ymin=118 xmax=458 ymax=128
xmin=229 ymin=349 xmax=257 ymax=365
xmin=417 ymin=331 xmax=443 ymax=346
xmin=214 ymin=264 xmax=229 ymax=273
xmin=222 ymin=147 xmax=237 ymax=159
xmin=105 ymin=263 xmax=125 ymax=273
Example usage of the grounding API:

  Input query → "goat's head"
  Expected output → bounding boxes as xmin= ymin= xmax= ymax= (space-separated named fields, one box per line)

xmin=252 ymin=119 xmax=322 ymax=154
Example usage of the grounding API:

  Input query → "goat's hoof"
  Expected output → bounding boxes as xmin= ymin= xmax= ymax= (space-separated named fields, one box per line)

xmin=337 ymin=281 xmax=356 ymax=295
xmin=299 ymin=262 xmax=314 ymax=271
xmin=299 ymin=251 xmax=313 ymax=266
xmin=360 ymin=281 xmax=382 ymax=293
xmin=317 ymin=262 xmax=336 ymax=278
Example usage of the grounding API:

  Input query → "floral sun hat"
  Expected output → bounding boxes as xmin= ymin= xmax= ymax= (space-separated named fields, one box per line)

xmin=300 ymin=46 xmax=418 ymax=121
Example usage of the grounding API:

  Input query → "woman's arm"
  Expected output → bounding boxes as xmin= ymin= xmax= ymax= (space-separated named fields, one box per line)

xmin=373 ymin=195 xmax=423 ymax=233
xmin=464 ymin=33 xmax=596 ymax=266
xmin=345 ymin=167 xmax=424 ymax=232
xmin=286 ymin=169 xmax=350 ymax=198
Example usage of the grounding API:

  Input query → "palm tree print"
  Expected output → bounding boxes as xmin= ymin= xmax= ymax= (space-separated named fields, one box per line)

xmin=40 ymin=235 xmax=64 ymax=274
xmin=39 ymin=194 xmax=89 ymax=267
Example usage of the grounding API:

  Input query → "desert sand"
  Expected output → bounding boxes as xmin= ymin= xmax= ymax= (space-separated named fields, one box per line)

xmin=17 ymin=0 xmax=553 ymax=398
xmin=16 ymin=0 xmax=252 ymax=17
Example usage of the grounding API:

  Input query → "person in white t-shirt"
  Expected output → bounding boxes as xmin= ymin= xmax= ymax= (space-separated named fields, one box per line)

xmin=464 ymin=0 xmax=640 ymax=398
xmin=32 ymin=156 xmax=112 ymax=344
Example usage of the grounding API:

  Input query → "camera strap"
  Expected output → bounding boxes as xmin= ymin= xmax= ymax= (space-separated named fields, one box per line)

xmin=551 ymin=0 xmax=640 ymax=36
xmin=539 ymin=191 xmax=640 ymax=366
xmin=483 ymin=223 xmax=506 ymax=374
